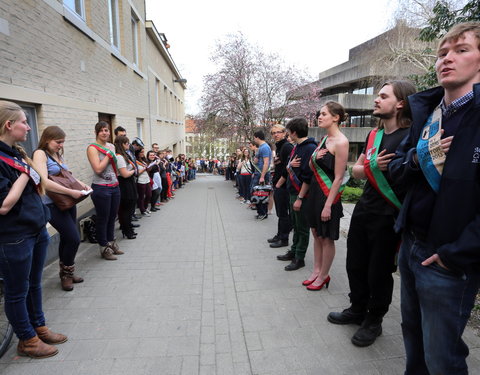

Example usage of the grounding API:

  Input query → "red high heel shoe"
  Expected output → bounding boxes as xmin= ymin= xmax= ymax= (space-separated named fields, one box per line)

xmin=306 ymin=275 xmax=330 ymax=291
xmin=302 ymin=276 xmax=318 ymax=286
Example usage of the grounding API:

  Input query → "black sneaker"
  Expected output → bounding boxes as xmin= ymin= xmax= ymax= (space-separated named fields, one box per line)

xmin=284 ymin=259 xmax=305 ymax=271
xmin=256 ymin=214 xmax=268 ymax=221
xmin=277 ymin=251 xmax=295 ymax=261
xmin=327 ymin=307 xmax=365 ymax=325
xmin=351 ymin=318 xmax=383 ymax=347
xmin=267 ymin=235 xmax=279 ymax=243
xmin=269 ymin=239 xmax=288 ymax=248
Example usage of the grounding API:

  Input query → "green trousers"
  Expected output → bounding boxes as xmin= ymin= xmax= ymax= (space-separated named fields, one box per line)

xmin=289 ymin=193 xmax=310 ymax=260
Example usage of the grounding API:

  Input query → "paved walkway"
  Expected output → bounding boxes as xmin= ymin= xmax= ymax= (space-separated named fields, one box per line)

xmin=1 ymin=174 xmax=480 ymax=374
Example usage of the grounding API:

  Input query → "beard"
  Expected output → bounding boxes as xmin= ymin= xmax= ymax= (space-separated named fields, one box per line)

xmin=372 ymin=110 xmax=395 ymax=120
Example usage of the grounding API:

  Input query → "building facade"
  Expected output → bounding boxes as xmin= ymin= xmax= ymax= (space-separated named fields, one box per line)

xmin=0 ymin=0 xmax=185 ymax=257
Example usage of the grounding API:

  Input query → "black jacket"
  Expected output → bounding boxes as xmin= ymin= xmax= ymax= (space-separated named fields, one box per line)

xmin=389 ymin=83 xmax=480 ymax=273
xmin=272 ymin=138 xmax=294 ymax=186
xmin=287 ymin=137 xmax=318 ymax=195
xmin=0 ymin=141 xmax=49 ymax=242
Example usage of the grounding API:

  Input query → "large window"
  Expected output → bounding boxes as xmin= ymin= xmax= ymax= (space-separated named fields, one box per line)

xmin=131 ymin=11 xmax=139 ymax=66
xmin=18 ymin=105 xmax=38 ymax=157
xmin=155 ymin=78 xmax=160 ymax=115
xmin=108 ymin=0 xmax=120 ymax=49
xmin=64 ymin=0 xmax=85 ymax=19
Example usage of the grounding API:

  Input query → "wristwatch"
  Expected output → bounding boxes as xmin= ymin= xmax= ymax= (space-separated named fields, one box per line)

xmin=297 ymin=196 xmax=304 ymax=201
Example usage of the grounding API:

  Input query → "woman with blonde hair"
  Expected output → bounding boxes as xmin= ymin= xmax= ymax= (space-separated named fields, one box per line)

xmin=33 ymin=125 xmax=90 ymax=291
xmin=0 ymin=101 xmax=66 ymax=358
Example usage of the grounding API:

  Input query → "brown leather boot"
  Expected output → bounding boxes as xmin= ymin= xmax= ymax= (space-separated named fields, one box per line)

xmin=109 ymin=240 xmax=124 ymax=255
xmin=17 ymin=335 xmax=58 ymax=358
xmin=100 ymin=245 xmax=117 ymax=260
xmin=59 ymin=263 xmax=74 ymax=291
xmin=60 ymin=262 xmax=83 ymax=287
xmin=35 ymin=326 xmax=68 ymax=344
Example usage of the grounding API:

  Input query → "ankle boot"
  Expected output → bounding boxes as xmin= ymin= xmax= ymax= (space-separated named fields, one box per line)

xmin=100 ymin=245 xmax=117 ymax=260
xmin=35 ymin=326 xmax=68 ymax=344
xmin=59 ymin=263 xmax=74 ymax=291
xmin=17 ymin=335 xmax=58 ymax=358
xmin=109 ymin=240 xmax=124 ymax=255
xmin=60 ymin=262 xmax=84 ymax=286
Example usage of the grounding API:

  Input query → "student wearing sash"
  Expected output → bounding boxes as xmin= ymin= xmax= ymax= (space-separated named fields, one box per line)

xmin=252 ymin=130 xmax=272 ymax=220
xmin=33 ymin=126 xmax=91 ymax=291
xmin=237 ymin=148 xmax=254 ymax=203
xmin=0 ymin=101 xmax=67 ymax=358
xmin=389 ymin=22 xmax=480 ymax=374
xmin=276 ymin=117 xmax=317 ymax=271
xmin=87 ymin=121 xmax=123 ymax=260
xmin=267 ymin=124 xmax=294 ymax=248
xmin=302 ymin=102 xmax=348 ymax=289
xmin=114 ymin=135 xmax=137 ymax=239
xmin=327 ymin=81 xmax=416 ymax=347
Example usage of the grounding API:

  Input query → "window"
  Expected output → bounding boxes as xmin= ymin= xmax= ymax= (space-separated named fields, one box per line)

xmin=131 ymin=11 xmax=139 ymax=66
xmin=155 ymin=78 xmax=160 ymax=115
xmin=108 ymin=0 xmax=120 ymax=49
xmin=136 ymin=118 xmax=143 ymax=140
xmin=64 ymin=0 xmax=85 ymax=19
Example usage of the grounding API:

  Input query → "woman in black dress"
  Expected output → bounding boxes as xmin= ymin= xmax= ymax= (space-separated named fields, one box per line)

xmin=304 ymin=101 xmax=349 ymax=290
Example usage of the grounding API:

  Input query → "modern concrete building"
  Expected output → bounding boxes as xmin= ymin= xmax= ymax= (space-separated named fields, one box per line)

xmin=300 ymin=24 xmax=429 ymax=161
xmin=0 ymin=0 xmax=186 ymax=258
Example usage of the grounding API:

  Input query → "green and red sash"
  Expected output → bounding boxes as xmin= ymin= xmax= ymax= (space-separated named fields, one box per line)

xmin=286 ymin=145 xmax=302 ymax=194
xmin=364 ymin=128 xmax=401 ymax=209
xmin=0 ymin=151 xmax=41 ymax=191
xmin=89 ymin=143 xmax=118 ymax=175
xmin=309 ymin=137 xmax=346 ymax=204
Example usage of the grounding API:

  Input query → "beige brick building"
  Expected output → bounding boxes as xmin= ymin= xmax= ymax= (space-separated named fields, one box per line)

xmin=0 ymin=0 xmax=186 ymax=222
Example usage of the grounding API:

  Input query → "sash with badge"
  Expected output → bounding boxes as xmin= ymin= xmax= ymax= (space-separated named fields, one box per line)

xmin=286 ymin=145 xmax=303 ymax=194
xmin=309 ymin=137 xmax=348 ymax=204
xmin=0 ymin=151 xmax=41 ymax=191
xmin=364 ymin=128 xmax=402 ymax=209
xmin=416 ymin=106 xmax=445 ymax=193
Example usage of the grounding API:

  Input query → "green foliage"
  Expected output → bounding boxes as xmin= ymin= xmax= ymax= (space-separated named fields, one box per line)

xmin=413 ymin=0 xmax=480 ymax=91
xmin=342 ymin=186 xmax=363 ymax=203
xmin=346 ymin=166 xmax=366 ymax=189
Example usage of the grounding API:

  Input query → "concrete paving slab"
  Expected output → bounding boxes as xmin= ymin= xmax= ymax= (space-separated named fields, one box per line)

xmin=1 ymin=174 xmax=480 ymax=374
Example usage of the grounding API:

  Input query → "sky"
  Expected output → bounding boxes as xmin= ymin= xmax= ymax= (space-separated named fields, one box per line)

xmin=145 ymin=0 xmax=398 ymax=115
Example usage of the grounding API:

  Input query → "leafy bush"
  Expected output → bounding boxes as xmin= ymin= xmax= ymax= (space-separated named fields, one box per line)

xmin=342 ymin=186 xmax=363 ymax=203
xmin=346 ymin=166 xmax=366 ymax=189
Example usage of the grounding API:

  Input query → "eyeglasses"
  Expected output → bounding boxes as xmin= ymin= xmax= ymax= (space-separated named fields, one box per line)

xmin=271 ymin=131 xmax=284 ymax=135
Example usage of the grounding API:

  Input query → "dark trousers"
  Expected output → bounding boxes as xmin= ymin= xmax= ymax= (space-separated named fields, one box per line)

xmin=346 ymin=209 xmax=399 ymax=317
xmin=273 ymin=186 xmax=291 ymax=241
xmin=225 ymin=167 xmax=231 ymax=180
xmin=160 ymin=176 xmax=168 ymax=201
xmin=48 ymin=204 xmax=80 ymax=266
xmin=289 ymin=193 xmax=309 ymax=259
xmin=136 ymin=182 xmax=152 ymax=213
xmin=239 ymin=174 xmax=252 ymax=200
xmin=91 ymin=184 xmax=121 ymax=246
xmin=118 ymin=198 xmax=136 ymax=232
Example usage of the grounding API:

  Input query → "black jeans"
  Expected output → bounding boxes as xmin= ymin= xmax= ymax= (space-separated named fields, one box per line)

xmin=90 ymin=184 xmax=121 ymax=246
xmin=48 ymin=204 xmax=80 ymax=266
xmin=273 ymin=186 xmax=291 ymax=240
xmin=346 ymin=209 xmax=399 ymax=317
xmin=118 ymin=198 xmax=136 ymax=232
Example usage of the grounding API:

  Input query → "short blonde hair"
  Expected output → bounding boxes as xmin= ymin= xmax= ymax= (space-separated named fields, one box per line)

xmin=270 ymin=124 xmax=286 ymax=134
xmin=438 ymin=22 xmax=480 ymax=53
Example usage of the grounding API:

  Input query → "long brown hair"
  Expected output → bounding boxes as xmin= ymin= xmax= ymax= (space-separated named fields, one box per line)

xmin=114 ymin=135 xmax=130 ymax=162
xmin=377 ymin=80 xmax=416 ymax=130
xmin=37 ymin=125 xmax=66 ymax=157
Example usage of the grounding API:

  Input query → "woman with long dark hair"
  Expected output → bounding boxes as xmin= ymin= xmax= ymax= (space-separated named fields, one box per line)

xmin=114 ymin=135 xmax=137 ymax=239
xmin=135 ymin=147 xmax=152 ymax=216
xmin=33 ymin=125 xmax=90 ymax=291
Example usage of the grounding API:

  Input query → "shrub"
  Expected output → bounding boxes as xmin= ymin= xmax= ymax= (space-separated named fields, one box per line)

xmin=342 ymin=186 xmax=363 ymax=203
xmin=346 ymin=166 xmax=366 ymax=189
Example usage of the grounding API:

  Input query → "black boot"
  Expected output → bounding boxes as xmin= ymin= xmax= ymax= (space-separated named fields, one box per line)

xmin=351 ymin=316 xmax=383 ymax=347
xmin=327 ymin=307 xmax=365 ymax=325
xmin=284 ymin=258 xmax=305 ymax=271
xmin=267 ymin=235 xmax=279 ymax=243
xmin=277 ymin=250 xmax=295 ymax=261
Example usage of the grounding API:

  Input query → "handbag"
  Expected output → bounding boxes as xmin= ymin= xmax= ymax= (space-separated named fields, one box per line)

xmin=46 ymin=155 xmax=88 ymax=211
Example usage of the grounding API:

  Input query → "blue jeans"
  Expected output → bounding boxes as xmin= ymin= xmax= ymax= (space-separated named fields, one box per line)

xmin=91 ymin=184 xmax=121 ymax=246
xmin=399 ymin=231 xmax=480 ymax=375
xmin=0 ymin=228 xmax=49 ymax=340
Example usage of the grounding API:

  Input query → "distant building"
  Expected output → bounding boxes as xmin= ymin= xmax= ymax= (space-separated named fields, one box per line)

xmin=184 ymin=116 xmax=231 ymax=159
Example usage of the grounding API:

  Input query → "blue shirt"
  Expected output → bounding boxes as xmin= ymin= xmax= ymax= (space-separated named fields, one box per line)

xmin=256 ymin=143 xmax=272 ymax=173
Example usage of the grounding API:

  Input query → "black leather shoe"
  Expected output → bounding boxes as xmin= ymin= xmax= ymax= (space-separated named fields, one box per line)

xmin=327 ymin=307 xmax=365 ymax=325
xmin=131 ymin=223 xmax=140 ymax=228
xmin=351 ymin=318 xmax=383 ymax=347
xmin=267 ymin=235 xmax=279 ymax=243
xmin=277 ymin=251 xmax=295 ymax=261
xmin=270 ymin=240 xmax=288 ymax=248
xmin=284 ymin=259 xmax=305 ymax=271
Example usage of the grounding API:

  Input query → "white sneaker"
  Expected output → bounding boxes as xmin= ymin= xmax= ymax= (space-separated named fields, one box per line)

xmin=141 ymin=211 xmax=150 ymax=217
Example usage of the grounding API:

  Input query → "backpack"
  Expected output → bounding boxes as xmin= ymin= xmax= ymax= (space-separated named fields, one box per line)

xmin=82 ymin=215 xmax=98 ymax=243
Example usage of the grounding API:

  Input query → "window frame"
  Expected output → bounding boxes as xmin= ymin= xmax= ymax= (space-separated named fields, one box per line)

xmin=63 ymin=0 xmax=85 ymax=20
xmin=108 ymin=0 xmax=120 ymax=50
xmin=131 ymin=11 xmax=139 ymax=67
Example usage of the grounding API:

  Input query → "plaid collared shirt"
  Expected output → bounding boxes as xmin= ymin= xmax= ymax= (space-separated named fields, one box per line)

xmin=441 ymin=91 xmax=474 ymax=118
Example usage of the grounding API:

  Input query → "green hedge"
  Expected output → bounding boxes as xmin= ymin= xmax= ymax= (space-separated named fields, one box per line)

xmin=342 ymin=186 xmax=363 ymax=203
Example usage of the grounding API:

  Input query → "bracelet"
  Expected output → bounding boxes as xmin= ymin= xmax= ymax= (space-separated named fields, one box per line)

xmin=297 ymin=196 xmax=304 ymax=201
